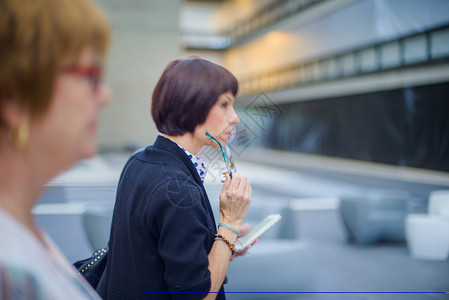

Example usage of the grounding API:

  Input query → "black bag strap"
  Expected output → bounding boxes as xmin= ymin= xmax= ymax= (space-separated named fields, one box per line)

xmin=73 ymin=247 xmax=108 ymax=289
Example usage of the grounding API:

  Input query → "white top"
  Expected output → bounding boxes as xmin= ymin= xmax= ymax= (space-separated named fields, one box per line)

xmin=0 ymin=206 xmax=101 ymax=300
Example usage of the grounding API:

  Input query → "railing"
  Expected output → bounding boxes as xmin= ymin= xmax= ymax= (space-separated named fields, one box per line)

xmin=238 ymin=23 xmax=449 ymax=96
xmin=181 ymin=0 xmax=324 ymax=50
xmin=228 ymin=0 xmax=323 ymax=45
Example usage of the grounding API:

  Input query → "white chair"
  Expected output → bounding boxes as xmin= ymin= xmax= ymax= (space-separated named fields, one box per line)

xmin=405 ymin=190 xmax=449 ymax=260
xmin=339 ymin=190 xmax=410 ymax=244
xmin=37 ymin=185 xmax=67 ymax=203
xmin=82 ymin=203 xmax=114 ymax=251
xmin=427 ymin=190 xmax=449 ymax=217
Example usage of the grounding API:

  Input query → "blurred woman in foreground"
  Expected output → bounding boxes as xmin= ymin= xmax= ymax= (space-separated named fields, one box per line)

xmin=0 ymin=0 xmax=111 ymax=298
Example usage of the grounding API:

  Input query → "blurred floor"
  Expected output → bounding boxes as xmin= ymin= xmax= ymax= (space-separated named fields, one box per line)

xmin=290 ymin=209 xmax=449 ymax=300
xmin=34 ymin=151 xmax=449 ymax=300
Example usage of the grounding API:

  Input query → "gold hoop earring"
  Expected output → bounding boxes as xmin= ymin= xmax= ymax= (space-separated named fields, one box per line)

xmin=8 ymin=122 xmax=29 ymax=150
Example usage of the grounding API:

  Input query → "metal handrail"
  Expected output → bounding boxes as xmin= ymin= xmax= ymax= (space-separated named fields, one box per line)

xmin=181 ymin=0 xmax=324 ymax=50
xmin=238 ymin=22 xmax=449 ymax=96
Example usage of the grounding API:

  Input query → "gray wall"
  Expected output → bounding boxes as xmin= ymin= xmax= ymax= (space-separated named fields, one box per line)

xmin=95 ymin=0 xmax=182 ymax=150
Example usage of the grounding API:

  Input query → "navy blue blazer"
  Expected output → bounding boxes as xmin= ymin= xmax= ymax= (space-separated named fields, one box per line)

xmin=98 ymin=136 xmax=225 ymax=300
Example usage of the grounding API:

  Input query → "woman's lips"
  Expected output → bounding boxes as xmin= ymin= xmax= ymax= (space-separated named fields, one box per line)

xmin=224 ymin=131 xmax=233 ymax=141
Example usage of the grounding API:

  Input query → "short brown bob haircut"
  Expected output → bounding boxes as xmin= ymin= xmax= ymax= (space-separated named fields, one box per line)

xmin=0 ymin=0 xmax=110 ymax=122
xmin=152 ymin=57 xmax=238 ymax=136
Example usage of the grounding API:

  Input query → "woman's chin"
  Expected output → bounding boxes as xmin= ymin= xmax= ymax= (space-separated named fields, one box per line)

xmin=209 ymin=142 xmax=220 ymax=149
xmin=218 ymin=137 xmax=229 ymax=146
xmin=79 ymin=143 xmax=98 ymax=160
xmin=205 ymin=133 xmax=229 ymax=148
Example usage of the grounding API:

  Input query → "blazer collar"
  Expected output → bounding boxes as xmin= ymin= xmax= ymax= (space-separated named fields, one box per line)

xmin=152 ymin=135 xmax=204 ymax=187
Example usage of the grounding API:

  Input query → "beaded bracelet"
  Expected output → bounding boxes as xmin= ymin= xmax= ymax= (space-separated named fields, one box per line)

xmin=218 ymin=222 xmax=240 ymax=237
xmin=214 ymin=233 xmax=236 ymax=255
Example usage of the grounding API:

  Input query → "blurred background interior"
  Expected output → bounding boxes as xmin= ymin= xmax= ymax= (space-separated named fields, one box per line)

xmin=34 ymin=0 xmax=449 ymax=299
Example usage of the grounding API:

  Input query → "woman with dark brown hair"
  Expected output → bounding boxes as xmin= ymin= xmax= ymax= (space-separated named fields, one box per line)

xmin=99 ymin=57 xmax=252 ymax=300
xmin=0 ymin=0 xmax=111 ymax=298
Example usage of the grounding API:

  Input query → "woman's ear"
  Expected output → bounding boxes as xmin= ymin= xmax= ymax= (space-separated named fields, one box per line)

xmin=1 ymin=99 xmax=29 ymax=129
xmin=1 ymin=99 xmax=31 ymax=150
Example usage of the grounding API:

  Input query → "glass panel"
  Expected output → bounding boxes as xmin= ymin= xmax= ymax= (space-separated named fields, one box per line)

xmin=360 ymin=47 xmax=377 ymax=72
xmin=404 ymin=34 xmax=427 ymax=64
xmin=341 ymin=53 xmax=356 ymax=76
xmin=431 ymin=28 xmax=449 ymax=59
xmin=380 ymin=41 xmax=401 ymax=69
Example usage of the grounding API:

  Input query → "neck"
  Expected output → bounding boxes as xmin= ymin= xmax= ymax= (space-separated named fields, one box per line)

xmin=0 ymin=145 xmax=51 ymax=241
xmin=163 ymin=133 xmax=203 ymax=155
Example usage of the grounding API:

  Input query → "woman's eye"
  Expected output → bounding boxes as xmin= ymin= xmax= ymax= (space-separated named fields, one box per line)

xmin=221 ymin=102 xmax=228 ymax=108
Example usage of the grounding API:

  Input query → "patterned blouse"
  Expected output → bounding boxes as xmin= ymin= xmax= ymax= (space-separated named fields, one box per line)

xmin=178 ymin=145 xmax=207 ymax=183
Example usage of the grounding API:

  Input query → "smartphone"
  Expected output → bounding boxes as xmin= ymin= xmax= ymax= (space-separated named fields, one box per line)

xmin=235 ymin=214 xmax=282 ymax=252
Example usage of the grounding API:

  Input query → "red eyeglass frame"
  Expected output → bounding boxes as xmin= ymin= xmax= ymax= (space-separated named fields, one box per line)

xmin=62 ymin=65 xmax=103 ymax=92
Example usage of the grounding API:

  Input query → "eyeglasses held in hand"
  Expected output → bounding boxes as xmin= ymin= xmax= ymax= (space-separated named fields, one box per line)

xmin=206 ymin=132 xmax=235 ymax=179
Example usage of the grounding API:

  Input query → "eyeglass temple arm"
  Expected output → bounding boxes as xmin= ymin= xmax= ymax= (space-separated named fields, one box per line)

xmin=205 ymin=132 xmax=233 ymax=179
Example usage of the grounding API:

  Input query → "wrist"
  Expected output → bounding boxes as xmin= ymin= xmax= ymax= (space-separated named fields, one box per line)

xmin=214 ymin=234 xmax=236 ymax=255
xmin=220 ymin=217 xmax=241 ymax=231
xmin=218 ymin=222 xmax=240 ymax=237
xmin=217 ymin=226 xmax=238 ymax=243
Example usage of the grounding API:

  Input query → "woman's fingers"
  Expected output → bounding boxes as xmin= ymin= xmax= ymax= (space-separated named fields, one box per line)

xmin=221 ymin=173 xmax=231 ymax=191
xmin=228 ymin=174 xmax=250 ymax=200
xmin=220 ymin=173 xmax=252 ymax=227
xmin=239 ymin=223 xmax=251 ymax=236
xmin=237 ymin=175 xmax=248 ymax=196
xmin=228 ymin=173 xmax=242 ymax=192
xmin=246 ymin=184 xmax=252 ymax=204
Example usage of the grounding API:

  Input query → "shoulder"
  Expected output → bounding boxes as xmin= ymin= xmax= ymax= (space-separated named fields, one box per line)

xmin=119 ymin=151 xmax=191 ymax=190
xmin=134 ymin=137 xmax=187 ymax=166
xmin=119 ymin=143 xmax=199 ymax=193
xmin=120 ymin=143 xmax=186 ymax=179
xmin=0 ymin=209 xmax=44 ymax=268
xmin=0 ymin=217 xmax=50 ymax=299
xmin=0 ymin=263 xmax=44 ymax=299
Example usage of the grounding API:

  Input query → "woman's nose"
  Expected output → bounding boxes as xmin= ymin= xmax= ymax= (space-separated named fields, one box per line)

xmin=96 ymin=84 xmax=112 ymax=107
xmin=229 ymin=107 xmax=240 ymax=125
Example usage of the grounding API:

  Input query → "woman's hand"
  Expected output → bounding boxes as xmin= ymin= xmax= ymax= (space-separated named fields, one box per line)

xmin=230 ymin=224 xmax=258 ymax=261
xmin=206 ymin=175 xmax=252 ymax=300
xmin=219 ymin=173 xmax=252 ymax=230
